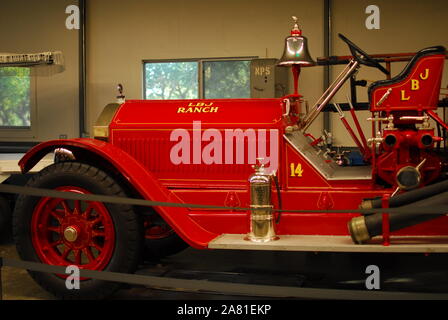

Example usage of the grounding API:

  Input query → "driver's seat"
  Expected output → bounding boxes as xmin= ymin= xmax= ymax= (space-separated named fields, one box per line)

xmin=369 ymin=46 xmax=446 ymax=112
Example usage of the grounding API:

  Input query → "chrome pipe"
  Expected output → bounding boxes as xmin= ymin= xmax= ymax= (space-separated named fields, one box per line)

xmin=301 ymin=60 xmax=359 ymax=132
xmin=301 ymin=61 xmax=353 ymax=125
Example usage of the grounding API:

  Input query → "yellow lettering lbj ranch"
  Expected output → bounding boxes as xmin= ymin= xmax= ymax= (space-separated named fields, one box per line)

xmin=177 ymin=102 xmax=219 ymax=113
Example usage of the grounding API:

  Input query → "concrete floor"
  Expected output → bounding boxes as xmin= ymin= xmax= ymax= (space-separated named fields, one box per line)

xmin=0 ymin=231 xmax=54 ymax=300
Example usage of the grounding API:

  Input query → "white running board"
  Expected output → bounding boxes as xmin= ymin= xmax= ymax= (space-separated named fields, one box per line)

xmin=208 ymin=234 xmax=448 ymax=253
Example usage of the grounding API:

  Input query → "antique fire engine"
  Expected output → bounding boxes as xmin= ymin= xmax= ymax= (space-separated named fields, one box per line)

xmin=10 ymin=17 xmax=448 ymax=299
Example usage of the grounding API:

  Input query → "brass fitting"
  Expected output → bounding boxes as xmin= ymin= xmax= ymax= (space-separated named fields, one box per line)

xmin=348 ymin=216 xmax=371 ymax=244
xmin=359 ymin=200 xmax=373 ymax=210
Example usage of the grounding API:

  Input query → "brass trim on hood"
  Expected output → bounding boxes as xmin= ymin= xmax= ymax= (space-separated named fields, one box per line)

xmin=93 ymin=103 xmax=121 ymax=139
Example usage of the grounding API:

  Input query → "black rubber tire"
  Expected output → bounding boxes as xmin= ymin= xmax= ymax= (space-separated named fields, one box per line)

xmin=13 ymin=162 xmax=143 ymax=300
xmin=143 ymin=230 xmax=189 ymax=261
xmin=0 ymin=194 xmax=12 ymax=241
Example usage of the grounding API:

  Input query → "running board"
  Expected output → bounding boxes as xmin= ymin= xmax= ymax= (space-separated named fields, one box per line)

xmin=208 ymin=234 xmax=448 ymax=253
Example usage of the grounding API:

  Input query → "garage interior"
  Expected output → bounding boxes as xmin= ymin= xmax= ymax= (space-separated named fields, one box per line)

xmin=1 ymin=0 xmax=448 ymax=300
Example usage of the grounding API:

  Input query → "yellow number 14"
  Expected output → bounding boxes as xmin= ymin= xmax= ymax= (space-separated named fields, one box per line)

xmin=290 ymin=163 xmax=304 ymax=177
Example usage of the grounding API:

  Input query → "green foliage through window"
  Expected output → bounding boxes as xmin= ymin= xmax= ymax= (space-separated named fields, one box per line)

xmin=0 ymin=67 xmax=31 ymax=127
xmin=145 ymin=62 xmax=198 ymax=99
xmin=144 ymin=59 xmax=251 ymax=100
xmin=204 ymin=60 xmax=250 ymax=99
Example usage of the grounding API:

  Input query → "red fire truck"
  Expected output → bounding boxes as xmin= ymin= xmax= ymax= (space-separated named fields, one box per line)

xmin=11 ymin=21 xmax=448 ymax=298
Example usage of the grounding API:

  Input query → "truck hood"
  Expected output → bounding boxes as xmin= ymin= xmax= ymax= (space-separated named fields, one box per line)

xmin=110 ymin=98 xmax=285 ymax=129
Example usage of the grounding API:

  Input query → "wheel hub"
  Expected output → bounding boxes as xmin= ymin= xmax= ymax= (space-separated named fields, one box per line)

xmin=63 ymin=226 xmax=79 ymax=242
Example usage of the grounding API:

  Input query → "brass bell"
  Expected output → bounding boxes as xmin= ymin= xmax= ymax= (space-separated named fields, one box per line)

xmin=278 ymin=17 xmax=315 ymax=67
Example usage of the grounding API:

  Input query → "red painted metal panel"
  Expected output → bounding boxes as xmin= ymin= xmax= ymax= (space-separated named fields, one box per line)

xmin=110 ymin=99 xmax=287 ymax=189
xmin=111 ymin=130 xmax=252 ymax=189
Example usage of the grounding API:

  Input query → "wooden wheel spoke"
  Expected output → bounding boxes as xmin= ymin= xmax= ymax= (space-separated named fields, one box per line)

xmin=54 ymin=209 xmax=66 ymax=215
xmin=48 ymin=226 xmax=62 ymax=233
xmin=61 ymin=200 xmax=71 ymax=215
xmin=61 ymin=247 xmax=71 ymax=260
xmin=90 ymin=241 xmax=103 ymax=252
xmin=74 ymin=200 xmax=82 ymax=215
xmin=90 ymin=216 xmax=102 ymax=227
xmin=49 ymin=211 xmax=63 ymax=224
xmin=83 ymin=247 xmax=95 ymax=263
xmin=74 ymin=249 xmax=82 ymax=265
xmin=82 ymin=203 xmax=94 ymax=219
xmin=92 ymin=230 xmax=105 ymax=237
xmin=49 ymin=239 xmax=63 ymax=247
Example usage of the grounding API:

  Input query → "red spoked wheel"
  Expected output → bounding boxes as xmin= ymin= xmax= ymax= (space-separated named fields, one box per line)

xmin=144 ymin=216 xmax=174 ymax=240
xmin=31 ymin=187 xmax=115 ymax=273
xmin=142 ymin=213 xmax=188 ymax=260
xmin=13 ymin=162 xmax=142 ymax=299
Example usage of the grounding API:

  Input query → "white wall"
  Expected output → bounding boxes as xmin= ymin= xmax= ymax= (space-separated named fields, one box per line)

xmin=0 ymin=0 xmax=79 ymax=142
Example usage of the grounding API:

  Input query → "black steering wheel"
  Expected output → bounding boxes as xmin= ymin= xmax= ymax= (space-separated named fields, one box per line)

xmin=338 ymin=33 xmax=390 ymax=76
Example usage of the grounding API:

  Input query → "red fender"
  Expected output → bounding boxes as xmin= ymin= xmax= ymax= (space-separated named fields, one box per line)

xmin=19 ymin=138 xmax=218 ymax=249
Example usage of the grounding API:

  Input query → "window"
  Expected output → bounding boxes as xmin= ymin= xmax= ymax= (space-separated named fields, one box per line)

xmin=144 ymin=61 xmax=198 ymax=100
xmin=203 ymin=60 xmax=251 ymax=99
xmin=0 ymin=67 xmax=31 ymax=128
xmin=143 ymin=58 xmax=254 ymax=100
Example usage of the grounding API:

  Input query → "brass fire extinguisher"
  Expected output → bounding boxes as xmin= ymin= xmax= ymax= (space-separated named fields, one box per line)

xmin=245 ymin=160 xmax=279 ymax=242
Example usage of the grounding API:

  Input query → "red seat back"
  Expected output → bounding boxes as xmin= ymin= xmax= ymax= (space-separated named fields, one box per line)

xmin=369 ymin=47 xmax=445 ymax=112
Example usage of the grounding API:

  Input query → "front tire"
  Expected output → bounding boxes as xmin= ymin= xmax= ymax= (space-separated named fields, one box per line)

xmin=13 ymin=162 xmax=142 ymax=299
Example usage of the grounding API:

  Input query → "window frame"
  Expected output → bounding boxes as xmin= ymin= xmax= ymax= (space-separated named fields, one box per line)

xmin=0 ymin=70 xmax=37 ymax=139
xmin=142 ymin=56 xmax=257 ymax=100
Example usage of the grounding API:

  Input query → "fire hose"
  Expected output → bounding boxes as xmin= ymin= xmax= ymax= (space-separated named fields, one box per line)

xmin=350 ymin=179 xmax=448 ymax=244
